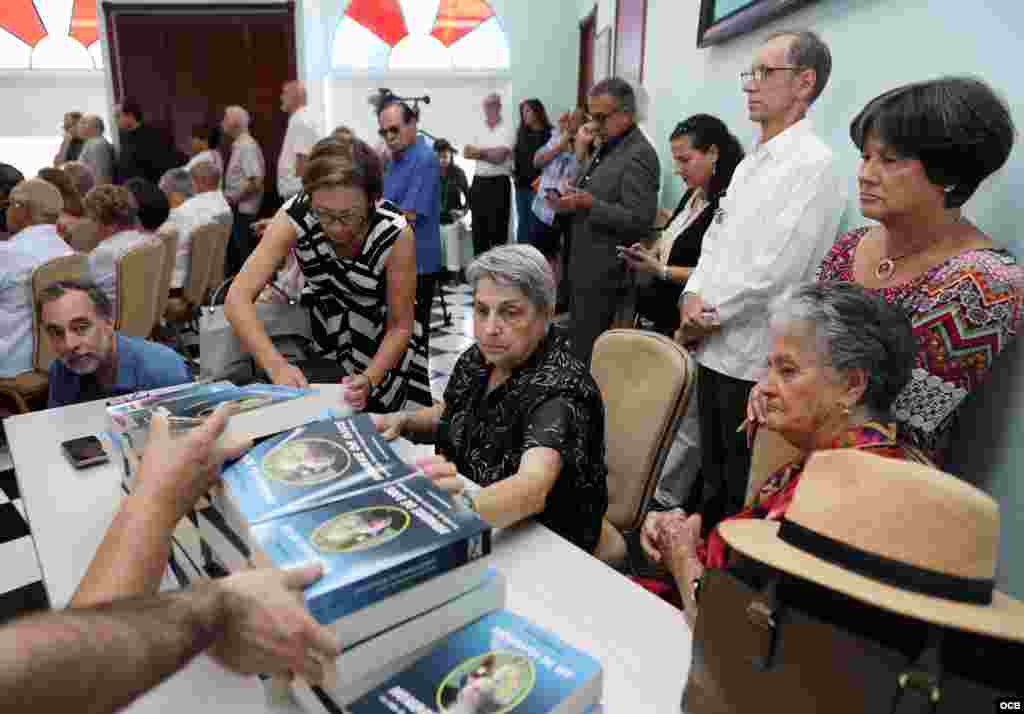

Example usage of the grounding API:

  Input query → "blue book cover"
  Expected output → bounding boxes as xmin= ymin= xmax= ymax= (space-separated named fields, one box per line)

xmin=249 ymin=475 xmax=492 ymax=624
xmin=346 ymin=610 xmax=602 ymax=714
xmin=108 ymin=381 xmax=310 ymax=433
xmin=221 ymin=413 xmax=416 ymax=525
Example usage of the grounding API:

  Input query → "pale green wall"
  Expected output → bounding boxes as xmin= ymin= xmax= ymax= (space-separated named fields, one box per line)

xmin=633 ymin=0 xmax=1024 ymax=595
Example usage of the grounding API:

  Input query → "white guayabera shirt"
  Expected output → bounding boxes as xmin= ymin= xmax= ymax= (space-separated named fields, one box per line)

xmin=683 ymin=118 xmax=847 ymax=382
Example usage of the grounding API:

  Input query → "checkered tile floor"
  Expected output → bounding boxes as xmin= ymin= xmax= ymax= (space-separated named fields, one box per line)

xmin=0 ymin=283 xmax=477 ymax=623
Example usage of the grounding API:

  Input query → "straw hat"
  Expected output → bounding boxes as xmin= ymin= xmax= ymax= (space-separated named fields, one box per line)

xmin=719 ymin=449 xmax=1024 ymax=642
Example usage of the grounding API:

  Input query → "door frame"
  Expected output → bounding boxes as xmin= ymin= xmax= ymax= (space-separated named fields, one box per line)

xmin=578 ymin=4 xmax=597 ymax=108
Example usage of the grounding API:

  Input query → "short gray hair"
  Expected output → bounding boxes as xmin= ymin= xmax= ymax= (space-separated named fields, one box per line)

xmin=589 ymin=77 xmax=637 ymax=115
xmin=766 ymin=30 xmax=832 ymax=105
xmin=159 ymin=168 xmax=194 ymax=198
xmin=769 ymin=282 xmax=915 ymax=414
xmin=466 ymin=244 xmax=556 ymax=313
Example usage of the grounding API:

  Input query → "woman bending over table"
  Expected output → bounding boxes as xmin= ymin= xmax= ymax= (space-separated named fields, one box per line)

xmin=373 ymin=244 xmax=609 ymax=554
xmin=225 ymin=137 xmax=430 ymax=412
xmin=642 ymin=282 xmax=929 ymax=626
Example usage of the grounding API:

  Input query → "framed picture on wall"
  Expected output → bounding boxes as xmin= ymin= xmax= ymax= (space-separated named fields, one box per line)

xmin=614 ymin=0 xmax=647 ymax=85
xmin=594 ymin=28 xmax=611 ymax=84
xmin=697 ymin=0 xmax=822 ymax=48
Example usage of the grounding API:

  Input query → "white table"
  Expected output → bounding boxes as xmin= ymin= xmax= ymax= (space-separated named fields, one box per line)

xmin=6 ymin=388 xmax=692 ymax=713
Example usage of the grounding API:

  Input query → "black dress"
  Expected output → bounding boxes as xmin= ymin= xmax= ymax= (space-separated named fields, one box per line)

xmin=437 ymin=326 xmax=609 ymax=552
xmin=635 ymin=188 xmax=717 ymax=334
xmin=286 ymin=193 xmax=432 ymax=412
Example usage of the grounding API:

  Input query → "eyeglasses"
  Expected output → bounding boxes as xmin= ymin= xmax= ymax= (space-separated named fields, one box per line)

xmin=586 ymin=111 xmax=615 ymax=126
xmin=310 ymin=206 xmax=366 ymax=229
xmin=377 ymin=125 xmax=401 ymax=139
xmin=740 ymin=65 xmax=803 ymax=84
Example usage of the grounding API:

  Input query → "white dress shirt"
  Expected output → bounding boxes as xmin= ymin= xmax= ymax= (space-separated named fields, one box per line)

xmin=0 ymin=224 xmax=73 ymax=376
xmin=684 ymin=119 xmax=847 ymax=381
xmin=164 ymin=190 xmax=232 ymax=288
xmin=470 ymin=117 xmax=515 ymax=178
xmin=277 ymin=105 xmax=319 ymax=199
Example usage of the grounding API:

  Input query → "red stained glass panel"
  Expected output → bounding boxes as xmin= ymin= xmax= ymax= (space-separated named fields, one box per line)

xmin=1 ymin=0 xmax=48 ymax=47
xmin=345 ymin=0 xmax=408 ymax=46
xmin=70 ymin=0 xmax=98 ymax=47
xmin=431 ymin=0 xmax=494 ymax=47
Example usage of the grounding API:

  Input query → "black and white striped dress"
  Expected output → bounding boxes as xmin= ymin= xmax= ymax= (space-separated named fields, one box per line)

xmin=285 ymin=193 xmax=432 ymax=412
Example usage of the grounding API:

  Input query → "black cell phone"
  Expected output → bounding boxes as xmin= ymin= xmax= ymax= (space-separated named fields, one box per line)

xmin=62 ymin=435 xmax=110 ymax=469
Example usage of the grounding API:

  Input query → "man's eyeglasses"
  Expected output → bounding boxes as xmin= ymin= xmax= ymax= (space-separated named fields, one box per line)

xmin=740 ymin=65 xmax=803 ymax=84
xmin=310 ymin=206 xmax=366 ymax=229
xmin=378 ymin=125 xmax=401 ymax=139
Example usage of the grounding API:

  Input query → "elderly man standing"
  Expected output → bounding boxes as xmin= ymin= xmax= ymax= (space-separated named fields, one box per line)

xmin=378 ymin=99 xmax=442 ymax=348
xmin=552 ymin=77 xmax=660 ymax=366
xmin=678 ymin=30 xmax=847 ymax=533
xmin=277 ymin=80 xmax=320 ymax=201
xmin=464 ymin=93 xmax=515 ymax=257
xmin=0 ymin=179 xmax=73 ymax=378
xmin=160 ymin=162 xmax=231 ymax=290
xmin=77 ymin=115 xmax=116 ymax=186
xmin=221 ymin=105 xmax=265 ymax=277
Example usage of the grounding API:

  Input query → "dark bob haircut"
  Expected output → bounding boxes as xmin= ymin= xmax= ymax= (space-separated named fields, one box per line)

xmin=670 ymin=113 xmax=745 ymax=202
xmin=850 ymin=76 xmax=1015 ymax=209
xmin=124 ymin=177 xmax=170 ymax=231
xmin=302 ymin=137 xmax=384 ymax=206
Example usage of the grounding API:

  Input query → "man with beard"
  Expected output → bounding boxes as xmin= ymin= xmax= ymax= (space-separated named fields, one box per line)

xmin=38 ymin=279 xmax=191 ymax=408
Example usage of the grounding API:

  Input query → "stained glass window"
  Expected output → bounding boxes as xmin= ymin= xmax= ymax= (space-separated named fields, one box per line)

xmin=0 ymin=0 xmax=103 ymax=70
xmin=333 ymin=0 xmax=510 ymax=73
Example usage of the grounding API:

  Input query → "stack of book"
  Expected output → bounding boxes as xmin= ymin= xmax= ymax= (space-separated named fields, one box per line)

xmin=196 ymin=413 xmax=510 ymax=704
xmin=294 ymin=609 xmax=604 ymax=714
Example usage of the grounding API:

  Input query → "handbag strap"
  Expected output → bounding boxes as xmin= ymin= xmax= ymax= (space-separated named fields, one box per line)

xmin=207 ymin=276 xmax=297 ymax=311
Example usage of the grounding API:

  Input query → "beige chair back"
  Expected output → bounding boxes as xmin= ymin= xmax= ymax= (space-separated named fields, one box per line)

xmin=744 ymin=427 xmax=805 ymax=507
xmin=591 ymin=329 xmax=696 ymax=531
xmin=184 ymin=223 xmax=228 ymax=308
xmin=115 ymin=237 xmax=165 ymax=337
xmin=31 ymin=253 xmax=89 ymax=371
xmin=154 ymin=224 xmax=179 ymax=323
xmin=206 ymin=222 xmax=231 ymax=300
xmin=66 ymin=218 xmax=101 ymax=252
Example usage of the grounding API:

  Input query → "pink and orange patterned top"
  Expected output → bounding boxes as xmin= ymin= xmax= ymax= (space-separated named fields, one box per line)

xmin=817 ymin=227 xmax=1024 ymax=464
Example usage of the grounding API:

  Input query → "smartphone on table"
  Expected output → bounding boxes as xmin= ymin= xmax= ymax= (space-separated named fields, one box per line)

xmin=62 ymin=435 xmax=110 ymax=469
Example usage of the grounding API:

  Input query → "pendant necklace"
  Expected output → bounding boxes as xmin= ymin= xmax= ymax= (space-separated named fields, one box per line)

xmin=875 ymin=217 xmax=967 ymax=282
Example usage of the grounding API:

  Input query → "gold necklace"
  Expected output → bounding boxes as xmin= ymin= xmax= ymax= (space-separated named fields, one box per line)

xmin=875 ymin=217 xmax=967 ymax=282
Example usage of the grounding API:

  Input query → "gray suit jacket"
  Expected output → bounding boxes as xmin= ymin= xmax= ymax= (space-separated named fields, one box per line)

xmin=79 ymin=137 xmax=116 ymax=185
xmin=568 ymin=125 xmax=660 ymax=362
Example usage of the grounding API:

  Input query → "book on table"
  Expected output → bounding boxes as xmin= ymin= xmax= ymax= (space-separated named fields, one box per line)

xmin=341 ymin=609 xmax=603 ymax=714
xmin=290 ymin=569 xmax=507 ymax=710
xmin=108 ymin=380 xmax=325 ymax=456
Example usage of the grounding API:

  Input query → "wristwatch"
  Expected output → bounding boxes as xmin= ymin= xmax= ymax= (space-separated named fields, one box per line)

xmin=661 ymin=264 xmax=670 ymax=281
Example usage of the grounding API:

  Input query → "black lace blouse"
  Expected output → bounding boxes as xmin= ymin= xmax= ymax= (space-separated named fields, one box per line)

xmin=436 ymin=326 xmax=609 ymax=552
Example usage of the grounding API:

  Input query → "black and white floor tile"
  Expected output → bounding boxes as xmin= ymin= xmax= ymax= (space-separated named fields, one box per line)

xmin=0 ymin=282 xmax=477 ymax=623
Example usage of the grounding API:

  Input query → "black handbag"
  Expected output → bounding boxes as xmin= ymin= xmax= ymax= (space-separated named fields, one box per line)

xmin=683 ymin=567 xmax=1023 ymax=713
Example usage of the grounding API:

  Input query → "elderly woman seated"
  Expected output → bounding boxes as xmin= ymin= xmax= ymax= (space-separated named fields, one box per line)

xmin=373 ymin=244 xmax=609 ymax=553
xmin=640 ymin=282 xmax=928 ymax=625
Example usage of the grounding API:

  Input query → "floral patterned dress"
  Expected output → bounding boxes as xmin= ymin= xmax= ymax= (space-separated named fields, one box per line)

xmin=817 ymin=227 xmax=1024 ymax=464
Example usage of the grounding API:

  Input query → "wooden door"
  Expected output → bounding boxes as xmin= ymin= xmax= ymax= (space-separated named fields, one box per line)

xmin=104 ymin=2 xmax=297 ymax=214
xmin=578 ymin=6 xmax=597 ymax=108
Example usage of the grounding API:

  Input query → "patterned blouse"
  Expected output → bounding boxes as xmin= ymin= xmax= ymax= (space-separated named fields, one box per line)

xmin=817 ymin=227 xmax=1024 ymax=464
xmin=436 ymin=326 xmax=609 ymax=553
xmin=285 ymin=193 xmax=431 ymax=412
xmin=701 ymin=421 xmax=922 ymax=569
